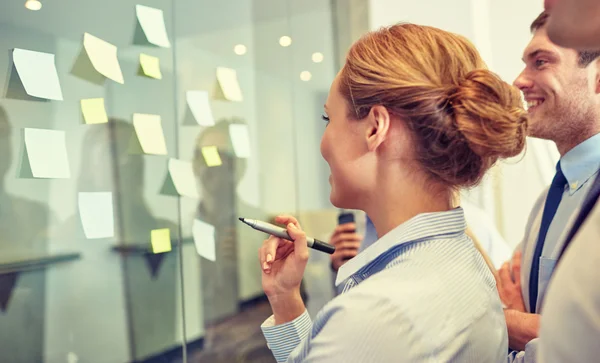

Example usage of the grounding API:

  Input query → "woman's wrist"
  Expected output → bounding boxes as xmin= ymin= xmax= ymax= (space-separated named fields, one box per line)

xmin=268 ymin=289 xmax=305 ymax=325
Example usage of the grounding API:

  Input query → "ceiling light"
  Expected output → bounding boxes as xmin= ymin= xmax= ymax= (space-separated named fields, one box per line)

xmin=25 ymin=0 xmax=42 ymax=11
xmin=312 ymin=52 xmax=324 ymax=63
xmin=279 ymin=36 xmax=292 ymax=47
xmin=300 ymin=71 xmax=312 ymax=82
xmin=234 ymin=44 xmax=247 ymax=55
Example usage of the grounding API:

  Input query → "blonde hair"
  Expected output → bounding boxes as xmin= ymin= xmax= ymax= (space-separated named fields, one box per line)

xmin=340 ymin=24 xmax=528 ymax=188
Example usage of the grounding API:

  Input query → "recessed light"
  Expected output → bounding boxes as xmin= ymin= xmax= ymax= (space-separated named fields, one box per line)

xmin=300 ymin=71 xmax=312 ymax=82
xmin=279 ymin=36 xmax=292 ymax=47
xmin=25 ymin=0 xmax=42 ymax=11
xmin=234 ymin=44 xmax=247 ymax=55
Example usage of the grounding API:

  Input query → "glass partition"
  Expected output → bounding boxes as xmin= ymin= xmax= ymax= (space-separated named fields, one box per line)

xmin=0 ymin=0 xmax=339 ymax=362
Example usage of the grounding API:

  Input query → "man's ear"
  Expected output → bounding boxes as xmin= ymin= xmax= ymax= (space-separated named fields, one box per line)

xmin=365 ymin=105 xmax=391 ymax=152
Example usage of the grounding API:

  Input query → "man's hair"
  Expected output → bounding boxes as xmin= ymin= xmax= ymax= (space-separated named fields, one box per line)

xmin=531 ymin=12 xmax=600 ymax=67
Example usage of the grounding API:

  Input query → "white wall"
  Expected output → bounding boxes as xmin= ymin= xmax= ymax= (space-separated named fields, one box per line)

xmin=368 ymin=0 xmax=559 ymax=247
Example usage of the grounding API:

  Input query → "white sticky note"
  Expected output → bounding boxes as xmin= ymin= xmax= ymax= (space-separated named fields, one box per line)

xmin=78 ymin=192 xmax=114 ymax=239
xmin=24 ymin=128 xmax=70 ymax=178
xmin=133 ymin=113 xmax=167 ymax=155
xmin=216 ymin=67 xmax=243 ymax=102
xmin=84 ymin=33 xmax=125 ymax=84
xmin=139 ymin=53 xmax=162 ymax=79
xmin=12 ymin=48 xmax=63 ymax=100
xmin=168 ymin=158 xmax=199 ymax=198
xmin=193 ymin=219 xmax=216 ymax=261
xmin=186 ymin=91 xmax=214 ymax=126
xmin=136 ymin=5 xmax=171 ymax=48
xmin=81 ymin=98 xmax=108 ymax=124
xmin=229 ymin=124 xmax=251 ymax=158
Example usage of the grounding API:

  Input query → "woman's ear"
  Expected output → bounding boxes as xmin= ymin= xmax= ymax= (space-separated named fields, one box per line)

xmin=365 ymin=105 xmax=391 ymax=152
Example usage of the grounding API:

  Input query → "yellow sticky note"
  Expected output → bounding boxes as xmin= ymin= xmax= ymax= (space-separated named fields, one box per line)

xmin=84 ymin=33 xmax=125 ymax=84
xmin=80 ymin=98 xmax=108 ymax=124
xmin=201 ymin=146 xmax=222 ymax=167
xmin=139 ymin=53 xmax=162 ymax=80
xmin=133 ymin=113 xmax=168 ymax=155
xmin=151 ymin=228 xmax=171 ymax=253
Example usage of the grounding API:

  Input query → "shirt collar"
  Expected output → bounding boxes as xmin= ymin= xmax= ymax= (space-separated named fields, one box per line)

xmin=335 ymin=207 xmax=467 ymax=286
xmin=561 ymin=132 xmax=600 ymax=191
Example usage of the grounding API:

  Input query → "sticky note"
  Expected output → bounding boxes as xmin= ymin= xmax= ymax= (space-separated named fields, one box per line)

xmin=201 ymin=146 xmax=222 ymax=167
xmin=216 ymin=67 xmax=243 ymax=102
xmin=139 ymin=53 xmax=162 ymax=79
xmin=23 ymin=128 xmax=70 ymax=178
xmin=186 ymin=91 xmax=214 ymax=126
xmin=193 ymin=219 xmax=216 ymax=261
xmin=133 ymin=113 xmax=167 ymax=155
xmin=78 ymin=192 xmax=114 ymax=239
xmin=229 ymin=124 xmax=251 ymax=158
xmin=84 ymin=33 xmax=125 ymax=84
xmin=12 ymin=48 xmax=63 ymax=100
xmin=136 ymin=5 xmax=171 ymax=48
xmin=80 ymin=98 xmax=108 ymax=124
xmin=151 ymin=228 xmax=171 ymax=253
xmin=167 ymin=158 xmax=199 ymax=198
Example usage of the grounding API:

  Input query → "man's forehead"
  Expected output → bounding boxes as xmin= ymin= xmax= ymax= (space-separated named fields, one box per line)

xmin=525 ymin=27 xmax=581 ymax=61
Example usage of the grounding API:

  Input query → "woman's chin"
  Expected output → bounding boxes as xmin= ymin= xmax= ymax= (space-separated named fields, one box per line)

xmin=329 ymin=191 xmax=353 ymax=210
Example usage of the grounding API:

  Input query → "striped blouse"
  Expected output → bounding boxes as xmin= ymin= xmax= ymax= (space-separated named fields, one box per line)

xmin=261 ymin=208 xmax=507 ymax=362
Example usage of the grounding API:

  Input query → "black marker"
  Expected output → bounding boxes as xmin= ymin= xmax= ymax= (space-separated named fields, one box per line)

xmin=238 ymin=217 xmax=335 ymax=254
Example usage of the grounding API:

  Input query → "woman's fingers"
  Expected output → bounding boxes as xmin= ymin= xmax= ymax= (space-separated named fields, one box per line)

xmin=275 ymin=215 xmax=301 ymax=229
xmin=260 ymin=235 xmax=280 ymax=274
xmin=286 ymin=223 xmax=309 ymax=263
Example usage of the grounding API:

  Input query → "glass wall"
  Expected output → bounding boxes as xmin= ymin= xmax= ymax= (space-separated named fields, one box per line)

xmin=0 ymin=0 xmax=339 ymax=362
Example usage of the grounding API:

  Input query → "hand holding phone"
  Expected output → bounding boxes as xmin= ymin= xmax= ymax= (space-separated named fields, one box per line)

xmin=330 ymin=212 xmax=362 ymax=271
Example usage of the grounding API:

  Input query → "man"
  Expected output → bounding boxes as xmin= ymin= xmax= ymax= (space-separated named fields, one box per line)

xmin=497 ymin=11 xmax=600 ymax=362
xmin=536 ymin=2 xmax=600 ymax=362
xmin=544 ymin=0 xmax=600 ymax=50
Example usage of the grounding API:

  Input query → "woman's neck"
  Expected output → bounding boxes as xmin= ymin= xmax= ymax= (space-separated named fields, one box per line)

xmin=364 ymin=174 xmax=454 ymax=238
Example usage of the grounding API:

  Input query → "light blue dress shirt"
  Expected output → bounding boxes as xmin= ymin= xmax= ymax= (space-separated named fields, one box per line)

xmin=261 ymin=208 xmax=508 ymax=362
xmin=360 ymin=203 xmax=511 ymax=267
xmin=509 ymin=133 xmax=600 ymax=363
xmin=537 ymin=199 xmax=600 ymax=363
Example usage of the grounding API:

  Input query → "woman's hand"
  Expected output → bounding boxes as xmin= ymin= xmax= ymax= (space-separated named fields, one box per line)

xmin=259 ymin=215 xmax=308 ymax=324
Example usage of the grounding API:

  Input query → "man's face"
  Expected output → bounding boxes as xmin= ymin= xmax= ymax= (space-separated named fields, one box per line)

xmin=513 ymin=27 xmax=595 ymax=143
xmin=545 ymin=0 xmax=600 ymax=50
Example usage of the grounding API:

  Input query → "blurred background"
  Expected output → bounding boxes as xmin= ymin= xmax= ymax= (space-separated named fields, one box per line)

xmin=0 ymin=0 xmax=557 ymax=362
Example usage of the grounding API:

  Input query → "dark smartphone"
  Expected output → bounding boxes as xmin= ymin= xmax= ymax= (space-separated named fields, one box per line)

xmin=338 ymin=212 xmax=355 ymax=227
xmin=337 ymin=212 xmax=356 ymax=262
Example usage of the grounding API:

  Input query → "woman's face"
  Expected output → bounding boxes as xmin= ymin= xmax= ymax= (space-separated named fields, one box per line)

xmin=320 ymin=75 xmax=372 ymax=209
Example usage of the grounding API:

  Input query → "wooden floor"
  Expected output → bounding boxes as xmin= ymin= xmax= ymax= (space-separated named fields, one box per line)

xmin=188 ymin=300 xmax=276 ymax=363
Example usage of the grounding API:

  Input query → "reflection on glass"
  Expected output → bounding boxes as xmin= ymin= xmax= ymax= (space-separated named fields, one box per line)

xmin=192 ymin=118 xmax=274 ymax=362
xmin=0 ymin=106 xmax=54 ymax=362
xmin=193 ymin=119 xmax=243 ymax=325
xmin=50 ymin=119 xmax=178 ymax=361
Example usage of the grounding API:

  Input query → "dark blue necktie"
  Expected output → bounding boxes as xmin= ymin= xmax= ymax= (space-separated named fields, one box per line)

xmin=529 ymin=163 xmax=567 ymax=313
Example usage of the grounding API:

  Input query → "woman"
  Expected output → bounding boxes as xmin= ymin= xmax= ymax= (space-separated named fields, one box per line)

xmin=258 ymin=24 xmax=527 ymax=362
